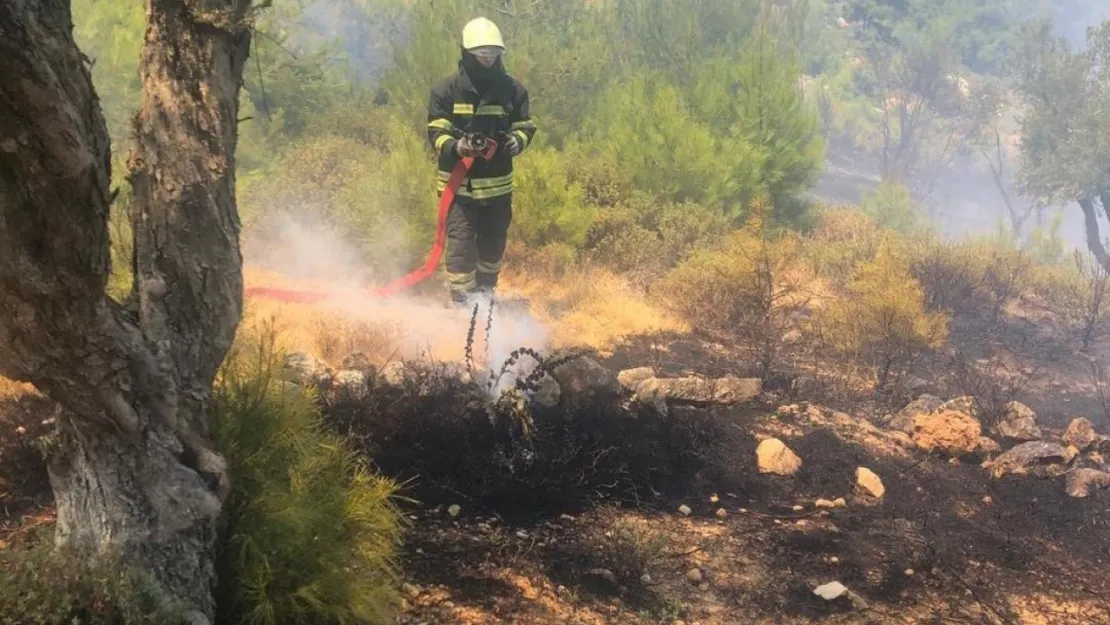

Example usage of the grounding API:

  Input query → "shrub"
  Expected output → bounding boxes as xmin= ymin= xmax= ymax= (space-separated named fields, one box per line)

xmin=0 ymin=539 xmax=185 ymax=625
xmin=654 ymin=203 xmax=809 ymax=377
xmin=510 ymin=143 xmax=597 ymax=250
xmin=908 ymin=237 xmax=989 ymax=313
xmin=565 ymin=148 xmax=636 ymax=208
xmin=654 ymin=199 xmax=732 ymax=268
xmin=858 ymin=178 xmax=920 ymax=234
xmin=212 ymin=321 xmax=407 ymax=625
xmin=582 ymin=204 xmax=660 ymax=275
xmin=973 ymin=238 xmax=1032 ymax=320
xmin=1032 ymin=250 xmax=1110 ymax=350
xmin=818 ymin=234 xmax=950 ymax=389
xmin=582 ymin=196 xmax=730 ymax=282
xmin=805 ymin=205 xmax=883 ymax=283
xmin=581 ymin=71 xmax=766 ymax=216
xmin=909 ymin=236 xmax=1032 ymax=318
xmin=1025 ymin=210 xmax=1067 ymax=266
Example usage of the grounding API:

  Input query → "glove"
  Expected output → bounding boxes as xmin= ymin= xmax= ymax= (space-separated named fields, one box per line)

xmin=455 ymin=137 xmax=479 ymax=158
xmin=504 ymin=134 xmax=522 ymax=156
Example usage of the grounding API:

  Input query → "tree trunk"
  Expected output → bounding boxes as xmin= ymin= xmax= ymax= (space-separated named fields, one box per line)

xmin=0 ymin=0 xmax=252 ymax=623
xmin=1079 ymin=193 xmax=1110 ymax=275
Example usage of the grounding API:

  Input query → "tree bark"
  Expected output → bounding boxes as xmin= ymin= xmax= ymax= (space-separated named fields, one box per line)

xmin=1079 ymin=193 xmax=1110 ymax=275
xmin=0 ymin=0 xmax=252 ymax=623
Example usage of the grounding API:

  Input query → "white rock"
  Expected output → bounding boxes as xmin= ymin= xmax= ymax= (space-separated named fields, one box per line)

xmin=814 ymin=581 xmax=849 ymax=600
xmin=856 ymin=467 xmax=885 ymax=498
xmin=447 ymin=504 xmax=461 ymax=517
xmin=636 ymin=376 xmax=762 ymax=405
xmin=678 ymin=504 xmax=692 ymax=516
xmin=756 ymin=438 xmax=802 ymax=475
xmin=617 ymin=366 xmax=655 ymax=391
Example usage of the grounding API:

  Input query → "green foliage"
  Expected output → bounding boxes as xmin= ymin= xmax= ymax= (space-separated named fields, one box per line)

xmin=858 ymin=179 xmax=921 ymax=233
xmin=212 ymin=324 xmax=407 ymax=625
xmin=107 ymin=167 xmax=134 ymax=303
xmin=610 ymin=0 xmax=762 ymax=82
xmin=584 ymin=74 xmax=780 ymax=222
xmin=72 ymin=0 xmax=145 ymax=147
xmin=0 ymin=539 xmax=185 ymax=625
xmin=582 ymin=72 xmax=764 ymax=217
xmin=691 ymin=30 xmax=826 ymax=209
xmin=819 ymin=234 xmax=950 ymax=388
xmin=582 ymin=194 xmax=730 ymax=279
xmin=581 ymin=204 xmax=659 ymax=274
xmin=509 ymin=143 xmax=596 ymax=249
xmin=1024 ymin=210 xmax=1067 ymax=265
xmin=1008 ymin=17 xmax=1110 ymax=206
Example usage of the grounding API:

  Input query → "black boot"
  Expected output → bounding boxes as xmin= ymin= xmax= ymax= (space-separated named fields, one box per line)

xmin=450 ymin=288 xmax=474 ymax=309
xmin=475 ymin=272 xmax=499 ymax=303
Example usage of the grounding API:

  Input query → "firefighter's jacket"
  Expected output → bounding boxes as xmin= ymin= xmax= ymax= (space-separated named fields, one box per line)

xmin=426 ymin=66 xmax=537 ymax=202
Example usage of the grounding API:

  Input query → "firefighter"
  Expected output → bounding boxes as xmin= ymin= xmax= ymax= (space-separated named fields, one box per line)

xmin=426 ymin=17 xmax=537 ymax=307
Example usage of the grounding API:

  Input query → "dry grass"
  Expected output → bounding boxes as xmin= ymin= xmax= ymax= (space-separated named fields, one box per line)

xmin=243 ymin=262 xmax=684 ymax=364
xmin=0 ymin=378 xmax=33 ymax=401
xmin=500 ymin=264 xmax=687 ymax=356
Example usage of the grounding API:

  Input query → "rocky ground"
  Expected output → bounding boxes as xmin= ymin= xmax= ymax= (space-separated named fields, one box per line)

xmin=5 ymin=316 xmax=1110 ymax=624
xmin=287 ymin=330 xmax=1110 ymax=625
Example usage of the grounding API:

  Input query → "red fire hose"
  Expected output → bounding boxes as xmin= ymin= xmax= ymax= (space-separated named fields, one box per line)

xmin=244 ymin=137 xmax=497 ymax=304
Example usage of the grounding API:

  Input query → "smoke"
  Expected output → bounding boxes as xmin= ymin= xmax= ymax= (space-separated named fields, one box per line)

xmin=461 ymin=291 xmax=552 ymax=398
xmin=243 ymin=203 xmax=553 ymax=400
xmin=1051 ymin=0 xmax=1110 ymax=49
xmin=245 ymin=210 xmax=377 ymax=286
xmin=294 ymin=0 xmax=412 ymax=87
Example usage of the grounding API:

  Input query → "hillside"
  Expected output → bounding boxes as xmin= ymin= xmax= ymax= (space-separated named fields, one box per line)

xmin=8 ymin=219 xmax=1110 ymax=623
xmin=6 ymin=0 xmax=1110 ymax=623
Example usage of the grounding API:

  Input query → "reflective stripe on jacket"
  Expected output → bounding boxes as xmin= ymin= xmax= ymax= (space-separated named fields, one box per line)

xmin=426 ymin=66 xmax=537 ymax=201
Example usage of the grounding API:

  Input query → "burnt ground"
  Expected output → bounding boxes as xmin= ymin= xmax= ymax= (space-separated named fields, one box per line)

xmin=5 ymin=302 xmax=1110 ymax=624
xmin=378 ymin=393 xmax=1110 ymax=625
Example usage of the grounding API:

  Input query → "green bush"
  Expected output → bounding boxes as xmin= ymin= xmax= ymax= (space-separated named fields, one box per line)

xmin=580 ymin=71 xmax=766 ymax=217
xmin=510 ymin=142 xmax=597 ymax=249
xmin=858 ymin=179 xmax=920 ymax=234
xmin=691 ymin=31 xmax=826 ymax=212
xmin=0 ymin=539 xmax=185 ymax=625
xmin=212 ymin=324 xmax=407 ymax=625
xmin=581 ymin=204 xmax=659 ymax=274
xmin=654 ymin=199 xmax=732 ymax=267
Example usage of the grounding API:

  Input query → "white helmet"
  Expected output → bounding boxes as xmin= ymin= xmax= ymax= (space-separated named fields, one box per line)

xmin=462 ymin=17 xmax=505 ymax=51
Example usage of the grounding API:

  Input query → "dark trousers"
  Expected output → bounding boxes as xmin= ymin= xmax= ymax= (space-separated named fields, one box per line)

xmin=444 ymin=194 xmax=512 ymax=299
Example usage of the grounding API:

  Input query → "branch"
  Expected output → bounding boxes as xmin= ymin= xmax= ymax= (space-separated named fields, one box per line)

xmin=129 ymin=0 xmax=252 ymax=393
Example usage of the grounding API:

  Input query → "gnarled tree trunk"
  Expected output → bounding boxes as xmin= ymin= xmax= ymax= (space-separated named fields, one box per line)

xmin=0 ymin=0 xmax=252 ymax=622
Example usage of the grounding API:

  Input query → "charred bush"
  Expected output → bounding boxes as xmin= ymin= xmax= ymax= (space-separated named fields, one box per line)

xmin=319 ymin=358 xmax=747 ymax=514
